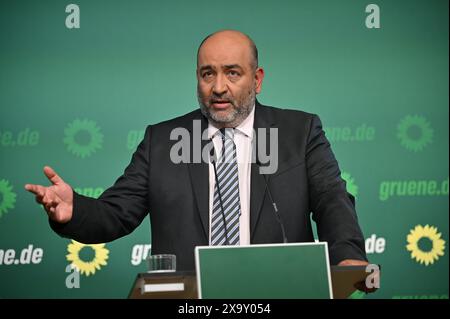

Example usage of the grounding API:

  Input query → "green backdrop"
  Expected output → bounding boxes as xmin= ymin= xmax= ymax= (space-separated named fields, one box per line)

xmin=0 ymin=0 xmax=448 ymax=298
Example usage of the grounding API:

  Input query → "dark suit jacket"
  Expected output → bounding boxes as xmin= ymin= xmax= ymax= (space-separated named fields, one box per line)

xmin=51 ymin=101 xmax=367 ymax=270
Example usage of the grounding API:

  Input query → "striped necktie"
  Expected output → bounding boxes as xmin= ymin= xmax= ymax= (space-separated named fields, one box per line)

xmin=211 ymin=128 xmax=241 ymax=246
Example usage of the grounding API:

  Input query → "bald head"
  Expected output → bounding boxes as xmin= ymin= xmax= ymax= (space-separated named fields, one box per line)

xmin=197 ymin=30 xmax=258 ymax=71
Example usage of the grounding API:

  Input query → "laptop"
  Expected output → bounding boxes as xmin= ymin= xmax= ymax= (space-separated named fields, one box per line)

xmin=195 ymin=242 xmax=333 ymax=299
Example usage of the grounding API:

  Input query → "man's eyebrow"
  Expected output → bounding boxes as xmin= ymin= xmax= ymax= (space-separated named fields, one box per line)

xmin=223 ymin=64 xmax=243 ymax=70
xmin=199 ymin=65 xmax=214 ymax=72
xmin=198 ymin=64 xmax=243 ymax=72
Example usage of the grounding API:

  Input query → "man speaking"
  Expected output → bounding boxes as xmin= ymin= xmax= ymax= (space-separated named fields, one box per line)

xmin=25 ymin=30 xmax=368 ymax=271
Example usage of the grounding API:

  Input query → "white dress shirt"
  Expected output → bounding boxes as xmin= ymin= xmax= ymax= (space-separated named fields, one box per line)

xmin=207 ymin=106 xmax=255 ymax=245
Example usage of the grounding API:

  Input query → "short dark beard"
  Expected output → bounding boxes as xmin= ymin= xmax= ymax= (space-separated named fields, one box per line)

xmin=198 ymin=88 xmax=255 ymax=128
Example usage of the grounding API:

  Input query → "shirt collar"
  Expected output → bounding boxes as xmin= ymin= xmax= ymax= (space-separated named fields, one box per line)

xmin=207 ymin=104 xmax=255 ymax=139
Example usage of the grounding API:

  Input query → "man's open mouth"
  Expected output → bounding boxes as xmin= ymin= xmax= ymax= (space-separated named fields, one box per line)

xmin=211 ymin=100 xmax=231 ymax=108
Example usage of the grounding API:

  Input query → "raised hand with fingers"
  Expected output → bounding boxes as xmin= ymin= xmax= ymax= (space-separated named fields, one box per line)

xmin=25 ymin=166 xmax=73 ymax=223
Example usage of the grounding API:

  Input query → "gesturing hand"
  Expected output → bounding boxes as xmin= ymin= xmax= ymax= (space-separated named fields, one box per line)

xmin=25 ymin=166 xmax=74 ymax=223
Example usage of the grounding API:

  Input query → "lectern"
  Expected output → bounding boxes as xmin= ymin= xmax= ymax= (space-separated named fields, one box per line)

xmin=128 ymin=243 xmax=379 ymax=299
xmin=128 ymin=266 xmax=377 ymax=299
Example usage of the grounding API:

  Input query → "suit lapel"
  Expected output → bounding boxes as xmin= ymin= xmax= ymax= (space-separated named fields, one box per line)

xmin=186 ymin=114 xmax=210 ymax=241
xmin=250 ymin=161 xmax=266 ymax=240
xmin=250 ymin=102 xmax=276 ymax=240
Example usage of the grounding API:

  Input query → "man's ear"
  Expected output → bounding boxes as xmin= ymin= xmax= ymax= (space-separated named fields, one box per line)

xmin=255 ymin=67 xmax=265 ymax=94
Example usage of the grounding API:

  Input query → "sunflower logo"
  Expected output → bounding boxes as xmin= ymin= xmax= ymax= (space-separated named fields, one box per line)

xmin=406 ymin=225 xmax=446 ymax=266
xmin=63 ymin=119 xmax=103 ymax=158
xmin=397 ymin=115 xmax=433 ymax=152
xmin=341 ymin=171 xmax=358 ymax=197
xmin=66 ymin=240 xmax=109 ymax=276
xmin=0 ymin=179 xmax=17 ymax=218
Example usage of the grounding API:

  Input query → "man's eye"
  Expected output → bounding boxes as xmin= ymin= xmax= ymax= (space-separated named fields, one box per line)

xmin=202 ymin=71 xmax=213 ymax=78
xmin=228 ymin=70 xmax=240 ymax=77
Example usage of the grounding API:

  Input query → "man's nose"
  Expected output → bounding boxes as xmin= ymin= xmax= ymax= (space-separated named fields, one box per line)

xmin=212 ymin=74 xmax=228 ymax=95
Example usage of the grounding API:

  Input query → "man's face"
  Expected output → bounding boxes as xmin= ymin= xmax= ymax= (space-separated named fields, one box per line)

xmin=197 ymin=32 xmax=264 ymax=128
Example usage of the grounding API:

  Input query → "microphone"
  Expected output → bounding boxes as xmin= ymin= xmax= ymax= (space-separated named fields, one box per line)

xmin=209 ymin=138 xmax=230 ymax=245
xmin=256 ymin=159 xmax=288 ymax=243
